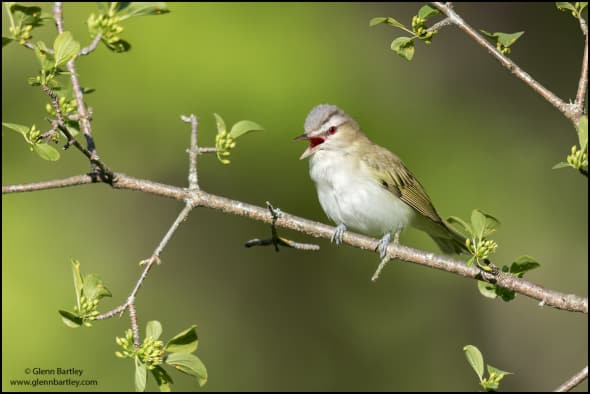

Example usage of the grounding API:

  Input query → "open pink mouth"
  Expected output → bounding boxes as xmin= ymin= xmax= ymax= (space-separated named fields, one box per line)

xmin=309 ymin=137 xmax=325 ymax=149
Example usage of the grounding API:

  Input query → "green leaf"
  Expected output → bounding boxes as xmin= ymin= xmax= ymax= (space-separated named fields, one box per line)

xmin=59 ymin=310 xmax=83 ymax=328
xmin=3 ymin=36 xmax=13 ymax=47
xmin=82 ymin=274 xmax=112 ymax=300
xmin=34 ymin=42 xmax=55 ymax=71
xmin=147 ymin=320 xmax=163 ymax=340
xmin=496 ymin=31 xmax=524 ymax=48
xmin=369 ymin=17 xmax=388 ymax=26
xmin=10 ymin=4 xmax=44 ymax=27
xmin=229 ymin=120 xmax=264 ymax=139
xmin=33 ymin=143 xmax=60 ymax=161
xmin=391 ymin=36 xmax=415 ymax=61
xmin=368 ymin=16 xmax=408 ymax=31
xmin=556 ymin=2 xmax=577 ymax=13
xmin=71 ymin=259 xmax=84 ymax=312
xmin=165 ymin=353 xmax=207 ymax=387
xmin=463 ymin=345 xmax=485 ymax=382
xmin=104 ymin=39 xmax=131 ymax=53
xmin=482 ymin=364 xmax=512 ymax=391
xmin=117 ymin=2 xmax=170 ymax=21
xmin=481 ymin=30 xmax=524 ymax=49
xmin=552 ymin=161 xmax=571 ymax=169
xmin=135 ymin=357 xmax=147 ymax=392
xmin=577 ymin=115 xmax=588 ymax=150
xmin=151 ymin=366 xmax=173 ymax=392
xmin=418 ymin=5 xmax=441 ymax=19
xmin=213 ymin=113 xmax=227 ymax=135
xmin=495 ymin=286 xmax=516 ymax=302
xmin=384 ymin=17 xmax=408 ymax=30
xmin=53 ymin=31 xmax=80 ymax=67
xmin=477 ymin=281 xmax=497 ymax=299
xmin=165 ymin=325 xmax=198 ymax=353
xmin=510 ymin=255 xmax=540 ymax=277
xmin=487 ymin=364 xmax=512 ymax=378
xmin=447 ymin=216 xmax=473 ymax=237
xmin=471 ymin=210 xmax=486 ymax=240
xmin=2 ymin=122 xmax=29 ymax=138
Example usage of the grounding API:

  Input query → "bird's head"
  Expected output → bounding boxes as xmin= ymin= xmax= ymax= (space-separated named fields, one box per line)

xmin=295 ymin=104 xmax=362 ymax=160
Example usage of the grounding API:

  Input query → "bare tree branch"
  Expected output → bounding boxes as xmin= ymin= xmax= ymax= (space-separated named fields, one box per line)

xmin=431 ymin=2 xmax=584 ymax=125
xmin=182 ymin=114 xmax=200 ymax=190
xmin=3 ymin=172 xmax=587 ymax=314
xmin=53 ymin=2 xmax=102 ymax=174
xmin=95 ymin=203 xmax=194 ymax=347
xmin=575 ymin=32 xmax=588 ymax=113
xmin=78 ymin=33 xmax=102 ymax=56
xmin=554 ymin=365 xmax=588 ymax=392
xmin=42 ymin=85 xmax=115 ymax=182
xmin=1 ymin=175 xmax=95 ymax=193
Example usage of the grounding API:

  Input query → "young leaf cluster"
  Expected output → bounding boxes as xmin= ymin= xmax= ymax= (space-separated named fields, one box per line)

xmin=116 ymin=321 xmax=207 ymax=392
xmin=213 ymin=113 xmax=264 ymax=164
xmin=369 ymin=5 xmax=441 ymax=60
xmin=2 ymin=2 xmax=168 ymax=162
xmin=59 ymin=259 xmax=112 ymax=328
xmin=463 ymin=345 xmax=512 ymax=391
xmin=88 ymin=2 xmax=169 ymax=53
xmin=553 ymin=116 xmax=588 ymax=174
xmin=448 ymin=210 xmax=540 ymax=300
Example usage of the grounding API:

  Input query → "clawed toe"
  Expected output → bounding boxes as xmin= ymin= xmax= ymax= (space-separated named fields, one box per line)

xmin=331 ymin=224 xmax=346 ymax=246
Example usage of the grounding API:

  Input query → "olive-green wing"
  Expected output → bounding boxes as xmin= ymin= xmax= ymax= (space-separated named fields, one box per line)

xmin=361 ymin=144 xmax=443 ymax=224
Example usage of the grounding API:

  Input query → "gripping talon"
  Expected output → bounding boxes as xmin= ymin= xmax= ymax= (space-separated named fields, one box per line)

xmin=376 ymin=233 xmax=392 ymax=260
xmin=331 ymin=224 xmax=346 ymax=246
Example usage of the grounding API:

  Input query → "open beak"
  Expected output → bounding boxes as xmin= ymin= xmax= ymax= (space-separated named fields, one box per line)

xmin=294 ymin=133 xmax=324 ymax=160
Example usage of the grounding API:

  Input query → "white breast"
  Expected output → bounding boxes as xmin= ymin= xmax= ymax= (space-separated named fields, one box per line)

xmin=309 ymin=150 xmax=414 ymax=237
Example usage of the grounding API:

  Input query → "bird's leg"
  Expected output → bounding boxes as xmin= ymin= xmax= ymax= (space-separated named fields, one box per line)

xmin=376 ymin=232 xmax=391 ymax=260
xmin=331 ymin=224 xmax=347 ymax=246
xmin=393 ymin=231 xmax=400 ymax=246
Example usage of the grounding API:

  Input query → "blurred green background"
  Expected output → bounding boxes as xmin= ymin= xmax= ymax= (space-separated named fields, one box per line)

xmin=2 ymin=2 xmax=588 ymax=392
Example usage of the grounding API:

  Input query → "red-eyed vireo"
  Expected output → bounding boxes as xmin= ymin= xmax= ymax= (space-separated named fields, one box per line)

xmin=295 ymin=104 xmax=467 ymax=258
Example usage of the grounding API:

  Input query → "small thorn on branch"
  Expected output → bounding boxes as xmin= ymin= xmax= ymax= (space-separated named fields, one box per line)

xmin=244 ymin=201 xmax=320 ymax=252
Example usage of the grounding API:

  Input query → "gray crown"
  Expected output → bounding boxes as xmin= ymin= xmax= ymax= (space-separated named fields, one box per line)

xmin=304 ymin=104 xmax=346 ymax=133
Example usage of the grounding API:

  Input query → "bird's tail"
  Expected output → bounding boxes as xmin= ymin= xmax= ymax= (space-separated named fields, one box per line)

xmin=430 ymin=221 xmax=469 ymax=255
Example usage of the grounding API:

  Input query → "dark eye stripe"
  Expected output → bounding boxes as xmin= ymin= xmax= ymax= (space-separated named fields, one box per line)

xmin=319 ymin=110 xmax=341 ymax=129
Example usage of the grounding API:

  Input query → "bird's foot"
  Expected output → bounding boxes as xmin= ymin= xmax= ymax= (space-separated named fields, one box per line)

xmin=375 ymin=231 xmax=400 ymax=260
xmin=376 ymin=233 xmax=391 ymax=260
xmin=331 ymin=224 xmax=346 ymax=246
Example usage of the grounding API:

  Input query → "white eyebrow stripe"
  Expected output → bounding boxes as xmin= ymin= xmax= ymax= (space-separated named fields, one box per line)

xmin=321 ymin=114 xmax=348 ymax=132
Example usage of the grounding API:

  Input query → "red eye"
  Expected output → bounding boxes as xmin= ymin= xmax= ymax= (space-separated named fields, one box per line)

xmin=328 ymin=126 xmax=337 ymax=135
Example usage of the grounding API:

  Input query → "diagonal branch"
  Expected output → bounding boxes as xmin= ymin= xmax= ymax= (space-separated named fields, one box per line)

xmin=3 ymin=172 xmax=587 ymax=314
xmin=431 ymin=2 xmax=584 ymax=125
xmin=53 ymin=2 xmax=102 ymax=173
xmin=575 ymin=32 xmax=588 ymax=113
xmin=554 ymin=365 xmax=588 ymax=392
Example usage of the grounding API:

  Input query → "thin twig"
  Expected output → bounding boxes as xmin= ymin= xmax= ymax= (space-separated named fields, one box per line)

xmin=198 ymin=147 xmax=218 ymax=154
xmin=371 ymin=256 xmax=391 ymax=282
xmin=554 ymin=366 xmax=588 ymax=392
xmin=52 ymin=2 xmax=64 ymax=34
xmin=1 ymin=174 xmax=95 ymax=193
xmin=93 ymin=202 xmax=194 ymax=347
xmin=575 ymin=32 xmax=588 ymax=113
xmin=181 ymin=114 xmax=199 ymax=190
xmin=431 ymin=2 xmax=581 ymax=125
xmin=244 ymin=201 xmax=320 ymax=251
xmin=3 ymin=172 xmax=586 ymax=314
xmin=42 ymin=85 xmax=115 ymax=182
xmin=428 ymin=17 xmax=453 ymax=32
xmin=79 ymin=34 xmax=102 ymax=56
xmin=53 ymin=2 xmax=101 ymax=173
xmin=127 ymin=303 xmax=140 ymax=348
